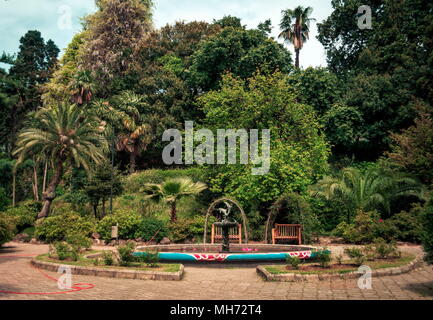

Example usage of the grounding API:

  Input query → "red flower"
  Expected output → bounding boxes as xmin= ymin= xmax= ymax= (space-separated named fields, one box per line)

xmin=378 ymin=219 xmax=384 ymax=223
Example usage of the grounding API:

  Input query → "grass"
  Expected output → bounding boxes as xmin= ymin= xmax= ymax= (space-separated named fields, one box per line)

xmin=265 ymin=254 xmax=415 ymax=275
xmin=36 ymin=252 xmax=181 ymax=273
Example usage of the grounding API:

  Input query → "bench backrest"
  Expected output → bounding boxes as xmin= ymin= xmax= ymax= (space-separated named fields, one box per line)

xmin=274 ymin=224 xmax=301 ymax=237
xmin=213 ymin=224 xmax=242 ymax=237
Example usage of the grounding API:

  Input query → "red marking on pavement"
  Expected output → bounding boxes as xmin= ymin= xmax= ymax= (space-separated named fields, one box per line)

xmin=0 ymin=254 xmax=95 ymax=295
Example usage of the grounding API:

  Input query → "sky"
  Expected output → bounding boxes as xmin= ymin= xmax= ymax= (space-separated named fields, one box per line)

xmin=0 ymin=0 xmax=333 ymax=70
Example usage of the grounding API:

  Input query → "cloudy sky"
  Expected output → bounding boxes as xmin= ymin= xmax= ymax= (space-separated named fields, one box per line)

xmin=0 ymin=0 xmax=333 ymax=69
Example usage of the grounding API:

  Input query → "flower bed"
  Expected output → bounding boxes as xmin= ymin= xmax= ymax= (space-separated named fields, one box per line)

xmin=32 ymin=252 xmax=184 ymax=281
xmin=257 ymin=253 xmax=424 ymax=282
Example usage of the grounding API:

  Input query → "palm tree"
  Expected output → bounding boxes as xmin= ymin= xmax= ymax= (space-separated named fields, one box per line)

xmin=279 ymin=6 xmax=315 ymax=69
xmin=13 ymin=104 xmax=108 ymax=218
xmin=310 ymin=167 xmax=424 ymax=223
xmin=143 ymin=178 xmax=207 ymax=222
xmin=93 ymin=91 xmax=152 ymax=173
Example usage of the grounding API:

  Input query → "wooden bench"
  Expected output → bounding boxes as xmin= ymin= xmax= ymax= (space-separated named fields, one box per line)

xmin=272 ymin=224 xmax=302 ymax=245
xmin=211 ymin=224 xmax=242 ymax=244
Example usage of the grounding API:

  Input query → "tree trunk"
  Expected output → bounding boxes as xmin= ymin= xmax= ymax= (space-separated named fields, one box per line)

xmin=129 ymin=152 xmax=136 ymax=173
xmin=38 ymin=159 xmax=64 ymax=219
xmin=42 ymin=160 xmax=48 ymax=193
xmin=295 ymin=48 xmax=300 ymax=69
xmin=170 ymin=201 xmax=177 ymax=223
xmin=12 ymin=171 xmax=16 ymax=207
xmin=33 ymin=162 xmax=39 ymax=201
xmin=102 ymin=199 xmax=106 ymax=218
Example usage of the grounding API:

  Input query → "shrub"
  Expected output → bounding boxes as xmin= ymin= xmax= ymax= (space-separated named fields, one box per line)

xmin=65 ymin=234 xmax=92 ymax=261
xmin=0 ymin=187 xmax=10 ymax=211
xmin=387 ymin=208 xmax=423 ymax=243
xmin=344 ymin=247 xmax=366 ymax=265
xmin=35 ymin=212 xmax=96 ymax=243
xmin=188 ymin=215 xmax=217 ymax=241
xmin=136 ymin=249 xmax=160 ymax=267
xmin=53 ymin=242 xmax=70 ymax=261
xmin=333 ymin=210 xmax=395 ymax=244
xmin=117 ymin=241 xmax=136 ymax=266
xmin=2 ymin=200 xmax=41 ymax=231
xmin=102 ymin=251 xmax=114 ymax=266
xmin=373 ymin=238 xmax=400 ymax=259
xmin=0 ymin=213 xmax=15 ymax=246
xmin=96 ymin=210 xmax=141 ymax=241
xmin=134 ymin=218 xmax=168 ymax=243
xmin=316 ymin=249 xmax=331 ymax=268
xmin=168 ymin=219 xmax=194 ymax=243
xmin=286 ymin=255 xmax=301 ymax=270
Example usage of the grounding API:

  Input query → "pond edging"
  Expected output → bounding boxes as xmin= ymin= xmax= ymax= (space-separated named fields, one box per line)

xmin=256 ymin=253 xmax=425 ymax=282
xmin=30 ymin=258 xmax=184 ymax=281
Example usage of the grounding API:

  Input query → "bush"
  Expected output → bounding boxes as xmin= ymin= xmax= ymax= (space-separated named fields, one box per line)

xmin=134 ymin=218 xmax=168 ymax=243
xmin=2 ymin=200 xmax=41 ymax=231
xmin=96 ymin=210 xmax=141 ymax=241
xmin=316 ymin=249 xmax=331 ymax=268
xmin=333 ymin=210 xmax=394 ymax=244
xmin=286 ymin=255 xmax=301 ymax=270
xmin=0 ymin=187 xmax=10 ymax=211
xmin=102 ymin=251 xmax=114 ymax=266
xmin=0 ymin=213 xmax=15 ymax=246
xmin=35 ymin=212 xmax=96 ymax=243
xmin=136 ymin=249 xmax=160 ymax=267
xmin=65 ymin=234 xmax=92 ymax=261
xmin=344 ymin=247 xmax=366 ymax=265
xmin=117 ymin=241 xmax=136 ymax=266
xmin=168 ymin=219 xmax=192 ymax=243
xmin=373 ymin=238 xmax=400 ymax=259
xmin=387 ymin=208 xmax=423 ymax=243
xmin=53 ymin=242 xmax=70 ymax=261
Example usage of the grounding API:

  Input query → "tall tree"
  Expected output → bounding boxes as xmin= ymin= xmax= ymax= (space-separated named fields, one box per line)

xmin=279 ymin=6 xmax=315 ymax=68
xmin=1 ymin=30 xmax=59 ymax=153
xmin=80 ymin=0 xmax=154 ymax=95
xmin=13 ymin=104 xmax=108 ymax=218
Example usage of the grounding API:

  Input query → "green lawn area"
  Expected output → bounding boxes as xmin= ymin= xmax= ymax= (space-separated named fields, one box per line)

xmin=36 ymin=253 xmax=181 ymax=273
xmin=265 ymin=254 xmax=415 ymax=275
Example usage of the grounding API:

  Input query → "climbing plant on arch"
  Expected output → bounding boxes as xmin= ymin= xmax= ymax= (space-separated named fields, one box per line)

xmin=203 ymin=197 xmax=249 ymax=244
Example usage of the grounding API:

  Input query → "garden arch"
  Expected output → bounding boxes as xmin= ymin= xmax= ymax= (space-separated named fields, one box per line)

xmin=203 ymin=197 xmax=249 ymax=244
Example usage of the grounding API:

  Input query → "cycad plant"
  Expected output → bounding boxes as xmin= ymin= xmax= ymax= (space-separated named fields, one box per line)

xmin=310 ymin=167 xmax=424 ymax=223
xmin=143 ymin=178 xmax=207 ymax=222
xmin=13 ymin=104 xmax=108 ymax=218
xmin=279 ymin=6 xmax=315 ymax=68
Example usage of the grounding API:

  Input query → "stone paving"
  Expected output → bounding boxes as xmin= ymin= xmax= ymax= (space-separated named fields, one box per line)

xmin=0 ymin=242 xmax=433 ymax=300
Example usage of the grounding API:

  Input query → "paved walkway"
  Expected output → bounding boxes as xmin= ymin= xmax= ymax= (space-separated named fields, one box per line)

xmin=0 ymin=242 xmax=433 ymax=300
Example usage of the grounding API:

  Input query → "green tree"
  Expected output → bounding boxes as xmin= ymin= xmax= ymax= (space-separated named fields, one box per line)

xmin=310 ymin=167 xmax=423 ymax=223
xmin=386 ymin=107 xmax=433 ymax=184
xmin=1 ymin=30 xmax=59 ymax=153
xmin=287 ymin=67 xmax=342 ymax=116
xmin=188 ymin=22 xmax=292 ymax=91
xmin=13 ymin=104 xmax=108 ymax=218
xmin=200 ymin=72 xmax=330 ymax=208
xmin=92 ymin=91 xmax=152 ymax=173
xmin=279 ymin=6 xmax=315 ymax=68
xmin=143 ymin=178 xmax=207 ymax=222
xmin=85 ymin=161 xmax=123 ymax=219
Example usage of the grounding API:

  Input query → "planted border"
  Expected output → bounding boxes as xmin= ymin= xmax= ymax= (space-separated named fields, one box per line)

xmin=256 ymin=253 xmax=425 ymax=282
xmin=31 ymin=255 xmax=184 ymax=281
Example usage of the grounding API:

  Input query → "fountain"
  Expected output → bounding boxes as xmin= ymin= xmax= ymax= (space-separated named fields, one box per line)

xmin=213 ymin=201 xmax=239 ymax=253
xmin=134 ymin=197 xmax=326 ymax=264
